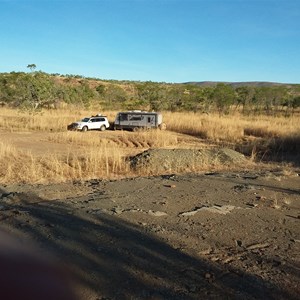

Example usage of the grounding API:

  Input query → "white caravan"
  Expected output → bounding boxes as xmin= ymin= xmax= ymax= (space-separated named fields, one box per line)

xmin=114 ymin=111 xmax=166 ymax=131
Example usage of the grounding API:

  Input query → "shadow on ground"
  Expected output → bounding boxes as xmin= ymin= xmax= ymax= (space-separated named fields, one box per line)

xmin=1 ymin=192 xmax=298 ymax=300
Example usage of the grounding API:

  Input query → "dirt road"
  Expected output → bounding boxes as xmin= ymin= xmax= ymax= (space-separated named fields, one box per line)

xmin=1 ymin=170 xmax=299 ymax=299
xmin=1 ymin=129 xmax=209 ymax=157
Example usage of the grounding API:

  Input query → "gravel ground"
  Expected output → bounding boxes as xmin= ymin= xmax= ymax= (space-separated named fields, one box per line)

xmin=130 ymin=148 xmax=249 ymax=174
xmin=0 ymin=167 xmax=299 ymax=299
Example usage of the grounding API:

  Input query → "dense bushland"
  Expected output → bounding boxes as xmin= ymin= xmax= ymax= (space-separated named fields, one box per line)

xmin=1 ymin=71 xmax=299 ymax=115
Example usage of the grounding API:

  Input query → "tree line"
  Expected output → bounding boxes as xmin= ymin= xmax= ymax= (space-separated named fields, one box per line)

xmin=0 ymin=71 xmax=299 ymax=115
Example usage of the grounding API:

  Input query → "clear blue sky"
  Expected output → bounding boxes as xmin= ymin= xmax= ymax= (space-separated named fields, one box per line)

xmin=0 ymin=0 xmax=299 ymax=83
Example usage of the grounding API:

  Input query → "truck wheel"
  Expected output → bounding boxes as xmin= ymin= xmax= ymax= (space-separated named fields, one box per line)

xmin=132 ymin=127 xmax=139 ymax=132
xmin=82 ymin=126 xmax=88 ymax=132
xmin=100 ymin=125 xmax=106 ymax=131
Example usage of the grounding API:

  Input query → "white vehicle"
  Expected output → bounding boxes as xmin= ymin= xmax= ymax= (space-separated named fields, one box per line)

xmin=113 ymin=110 xmax=166 ymax=131
xmin=67 ymin=115 xmax=110 ymax=132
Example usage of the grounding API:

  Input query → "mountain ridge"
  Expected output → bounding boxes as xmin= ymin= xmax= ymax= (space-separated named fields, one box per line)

xmin=183 ymin=81 xmax=299 ymax=88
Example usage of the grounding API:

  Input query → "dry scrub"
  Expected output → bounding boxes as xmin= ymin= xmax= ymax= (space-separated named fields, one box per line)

xmin=1 ymin=108 xmax=298 ymax=143
xmin=1 ymin=108 xmax=299 ymax=184
xmin=48 ymin=130 xmax=178 ymax=149
xmin=0 ymin=108 xmax=116 ymax=132
xmin=0 ymin=141 xmax=129 ymax=184
xmin=164 ymin=112 xmax=299 ymax=142
xmin=164 ymin=112 xmax=300 ymax=160
xmin=0 ymin=129 xmax=178 ymax=184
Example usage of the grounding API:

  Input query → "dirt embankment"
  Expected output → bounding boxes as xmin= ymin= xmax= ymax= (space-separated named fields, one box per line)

xmin=0 ymin=169 xmax=299 ymax=300
xmin=130 ymin=148 xmax=248 ymax=174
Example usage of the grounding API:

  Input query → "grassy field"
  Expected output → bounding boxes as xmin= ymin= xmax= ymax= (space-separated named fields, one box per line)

xmin=165 ymin=111 xmax=300 ymax=160
xmin=0 ymin=108 xmax=299 ymax=183
xmin=1 ymin=107 xmax=299 ymax=138
xmin=165 ymin=111 xmax=300 ymax=141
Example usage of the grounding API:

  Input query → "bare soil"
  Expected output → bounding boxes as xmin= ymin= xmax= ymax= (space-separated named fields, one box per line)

xmin=1 ymin=169 xmax=300 ymax=299
xmin=0 ymin=130 xmax=210 ymax=157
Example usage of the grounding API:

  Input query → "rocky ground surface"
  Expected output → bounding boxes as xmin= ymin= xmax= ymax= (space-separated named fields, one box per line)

xmin=0 ymin=168 xmax=299 ymax=299
xmin=130 ymin=148 xmax=248 ymax=174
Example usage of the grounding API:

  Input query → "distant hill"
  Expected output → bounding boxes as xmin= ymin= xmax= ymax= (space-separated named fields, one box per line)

xmin=1 ymin=71 xmax=299 ymax=112
xmin=183 ymin=81 xmax=298 ymax=88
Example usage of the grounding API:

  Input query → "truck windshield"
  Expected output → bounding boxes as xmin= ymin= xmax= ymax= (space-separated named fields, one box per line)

xmin=81 ymin=118 xmax=90 ymax=122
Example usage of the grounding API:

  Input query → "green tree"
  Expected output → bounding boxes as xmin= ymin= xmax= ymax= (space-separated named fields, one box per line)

xmin=210 ymin=83 xmax=236 ymax=115
xmin=103 ymin=84 xmax=127 ymax=109
xmin=236 ymin=86 xmax=255 ymax=114
xmin=96 ymin=84 xmax=105 ymax=95
xmin=1 ymin=72 xmax=59 ymax=111
xmin=164 ymin=85 xmax=186 ymax=111
xmin=27 ymin=64 xmax=37 ymax=72
xmin=291 ymin=96 xmax=300 ymax=109
xmin=253 ymin=87 xmax=288 ymax=115
xmin=135 ymin=82 xmax=167 ymax=111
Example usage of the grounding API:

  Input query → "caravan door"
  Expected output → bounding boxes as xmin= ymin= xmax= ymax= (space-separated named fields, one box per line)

xmin=146 ymin=114 xmax=156 ymax=127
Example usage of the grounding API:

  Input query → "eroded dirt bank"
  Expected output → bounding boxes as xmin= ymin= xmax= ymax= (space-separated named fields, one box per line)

xmin=0 ymin=170 xmax=300 ymax=299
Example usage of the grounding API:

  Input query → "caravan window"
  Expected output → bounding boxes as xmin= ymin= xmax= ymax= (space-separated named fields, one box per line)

xmin=120 ymin=114 xmax=128 ymax=121
xmin=129 ymin=115 xmax=142 ymax=121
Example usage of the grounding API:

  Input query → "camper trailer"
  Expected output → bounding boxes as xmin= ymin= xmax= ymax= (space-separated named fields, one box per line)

xmin=113 ymin=111 xmax=166 ymax=131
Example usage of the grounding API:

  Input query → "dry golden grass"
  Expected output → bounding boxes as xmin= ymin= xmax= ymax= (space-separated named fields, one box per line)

xmin=0 ymin=141 xmax=129 ymax=184
xmin=0 ymin=108 xmax=180 ymax=183
xmin=164 ymin=112 xmax=300 ymax=142
xmin=1 ymin=108 xmax=298 ymax=141
xmin=0 ymin=108 xmax=299 ymax=184
xmin=165 ymin=112 xmax=245 ymax=141
xmin=48 ymin=131 xmax=112 ymax=147
xmin=114 ymin=130 xmax=178 ymax=148
xmin=0 ymin=141 xmax=18 ymax=159
xmin=0 ymin=107 xmax=117 ymax=132
xmin=48 ymin=130 xmax=178 ymax=149
xmin=164 ymin=111 xmax=300 ymax=163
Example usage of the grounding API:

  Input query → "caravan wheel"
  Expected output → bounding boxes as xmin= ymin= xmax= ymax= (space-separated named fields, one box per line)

xmin=159 ymin=123 xmax=167 ymax=130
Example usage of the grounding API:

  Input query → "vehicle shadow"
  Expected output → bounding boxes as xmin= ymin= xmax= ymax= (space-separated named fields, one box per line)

xmin=1 ymin=196 xmax=298 ymax=300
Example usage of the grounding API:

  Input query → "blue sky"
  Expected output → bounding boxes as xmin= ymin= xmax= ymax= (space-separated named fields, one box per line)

xmin=0 ymin=0 xmax=299 ymax=83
